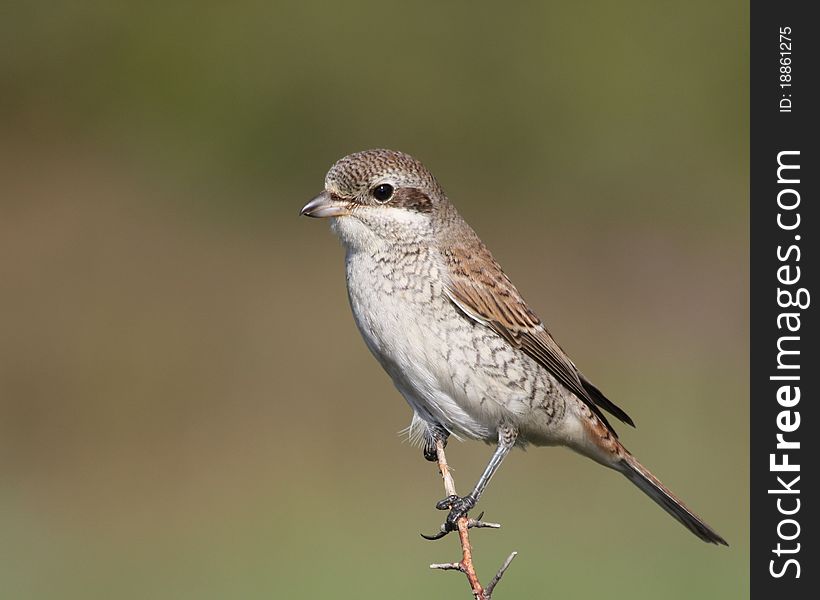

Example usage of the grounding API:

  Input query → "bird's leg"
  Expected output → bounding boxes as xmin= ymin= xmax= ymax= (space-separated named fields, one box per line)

xmin=423 ymin=423 xmax=450 ymax=462
xmin=435 ymin=425 xmax=518 ymax=534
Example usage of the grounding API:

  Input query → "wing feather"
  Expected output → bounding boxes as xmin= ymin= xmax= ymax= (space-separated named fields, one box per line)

xmin=442 ymin=241 xmax=634 ymax=434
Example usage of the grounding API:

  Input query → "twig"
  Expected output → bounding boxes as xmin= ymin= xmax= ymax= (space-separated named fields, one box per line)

xmin=485 ymin=551 xmax=518 ymax=597
xmin=428 ymin=439 xmax=517 ymax=599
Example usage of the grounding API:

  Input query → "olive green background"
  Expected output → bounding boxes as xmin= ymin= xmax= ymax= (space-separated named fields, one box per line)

xmin=1 ymin=2 xmax=748 ymax=598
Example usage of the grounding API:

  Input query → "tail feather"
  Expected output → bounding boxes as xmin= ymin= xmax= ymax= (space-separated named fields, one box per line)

xmin=579 ymin=374 xmax=635 ymax=428
xmin=620 ymin=455 xmax=728 ymax=546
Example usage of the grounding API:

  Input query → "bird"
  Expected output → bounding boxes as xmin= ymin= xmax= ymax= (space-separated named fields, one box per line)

xmin=300 ymin=148 xmax=727 ymax=546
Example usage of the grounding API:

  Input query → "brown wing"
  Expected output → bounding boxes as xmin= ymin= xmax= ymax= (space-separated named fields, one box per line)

xmin=442 ymin=242 xmax=634 ymax=434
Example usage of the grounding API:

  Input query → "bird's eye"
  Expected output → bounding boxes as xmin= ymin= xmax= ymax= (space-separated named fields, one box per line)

xmin=372 ymin=184 xmax=394 ymax=203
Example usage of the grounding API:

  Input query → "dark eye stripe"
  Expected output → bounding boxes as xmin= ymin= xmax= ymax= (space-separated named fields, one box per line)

xmin=392 ymin=187 xmax=433 ymax=213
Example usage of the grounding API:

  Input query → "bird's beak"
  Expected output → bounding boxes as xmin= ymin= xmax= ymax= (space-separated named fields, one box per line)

xmin=300 ymin=191 xmax=351 ymax=218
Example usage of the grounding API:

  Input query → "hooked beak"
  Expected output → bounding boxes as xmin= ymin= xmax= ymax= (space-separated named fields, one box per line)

xmin=299 ymin=191 xmax=351 ymax=218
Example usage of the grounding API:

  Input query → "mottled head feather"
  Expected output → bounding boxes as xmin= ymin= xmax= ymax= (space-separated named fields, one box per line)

xmin=325 ymin=149 xmax=444 ymax=200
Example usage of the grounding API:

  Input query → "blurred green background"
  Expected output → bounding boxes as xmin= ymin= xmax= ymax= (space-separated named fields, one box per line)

xmin=1 ymin=1 xmax=748 ymax=598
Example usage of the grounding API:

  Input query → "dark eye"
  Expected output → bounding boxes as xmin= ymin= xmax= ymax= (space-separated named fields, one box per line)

xmin=372 ymin=184 xmax=394 ymax=202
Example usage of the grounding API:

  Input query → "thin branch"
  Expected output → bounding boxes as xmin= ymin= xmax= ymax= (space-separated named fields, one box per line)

xmin=430 ymin=562 xmax=463 ymax=571
xmin=427 ymin=439 xmax=517 ymax=599
xmin=485 ymin=551 xmax=518 ymax=597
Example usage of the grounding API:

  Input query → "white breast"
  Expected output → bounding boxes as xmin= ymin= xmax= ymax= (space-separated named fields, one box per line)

xmin=342 ymin=238 xmax=495 ymax=441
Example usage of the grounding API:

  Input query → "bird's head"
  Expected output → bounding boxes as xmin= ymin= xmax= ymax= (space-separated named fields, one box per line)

xmin=300 ymin=149 xmax=447 ymax=248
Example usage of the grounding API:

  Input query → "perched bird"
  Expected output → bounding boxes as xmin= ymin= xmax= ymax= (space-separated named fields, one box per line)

xmin=300 ymin=149 xmax=727 ymax=545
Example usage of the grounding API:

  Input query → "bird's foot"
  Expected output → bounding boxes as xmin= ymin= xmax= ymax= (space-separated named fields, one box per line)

xmin=421 ymin=508 xmax=500 ymax=540
xmin=436 ymin=493 xmax=476 ymax=523
xmin=423 ymin=438 xmax=441 ymax=462
xmin=422 ymin=427 xmax=448 ymax=462
xmin=420 ymin=495 xmax=479 ymax=540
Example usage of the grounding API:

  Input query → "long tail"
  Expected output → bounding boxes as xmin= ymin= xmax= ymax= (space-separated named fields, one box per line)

xmin=620 ymin=454 xmax=728 ymax=546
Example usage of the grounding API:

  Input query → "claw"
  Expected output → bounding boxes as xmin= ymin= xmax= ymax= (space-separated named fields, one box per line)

xmin=422 ymin=509 xmax=499 ymax=541
xmin=424 ymin=494 xmax=479 ymax=541
xmin=420 ymin=529 xmax=450 ymax=541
